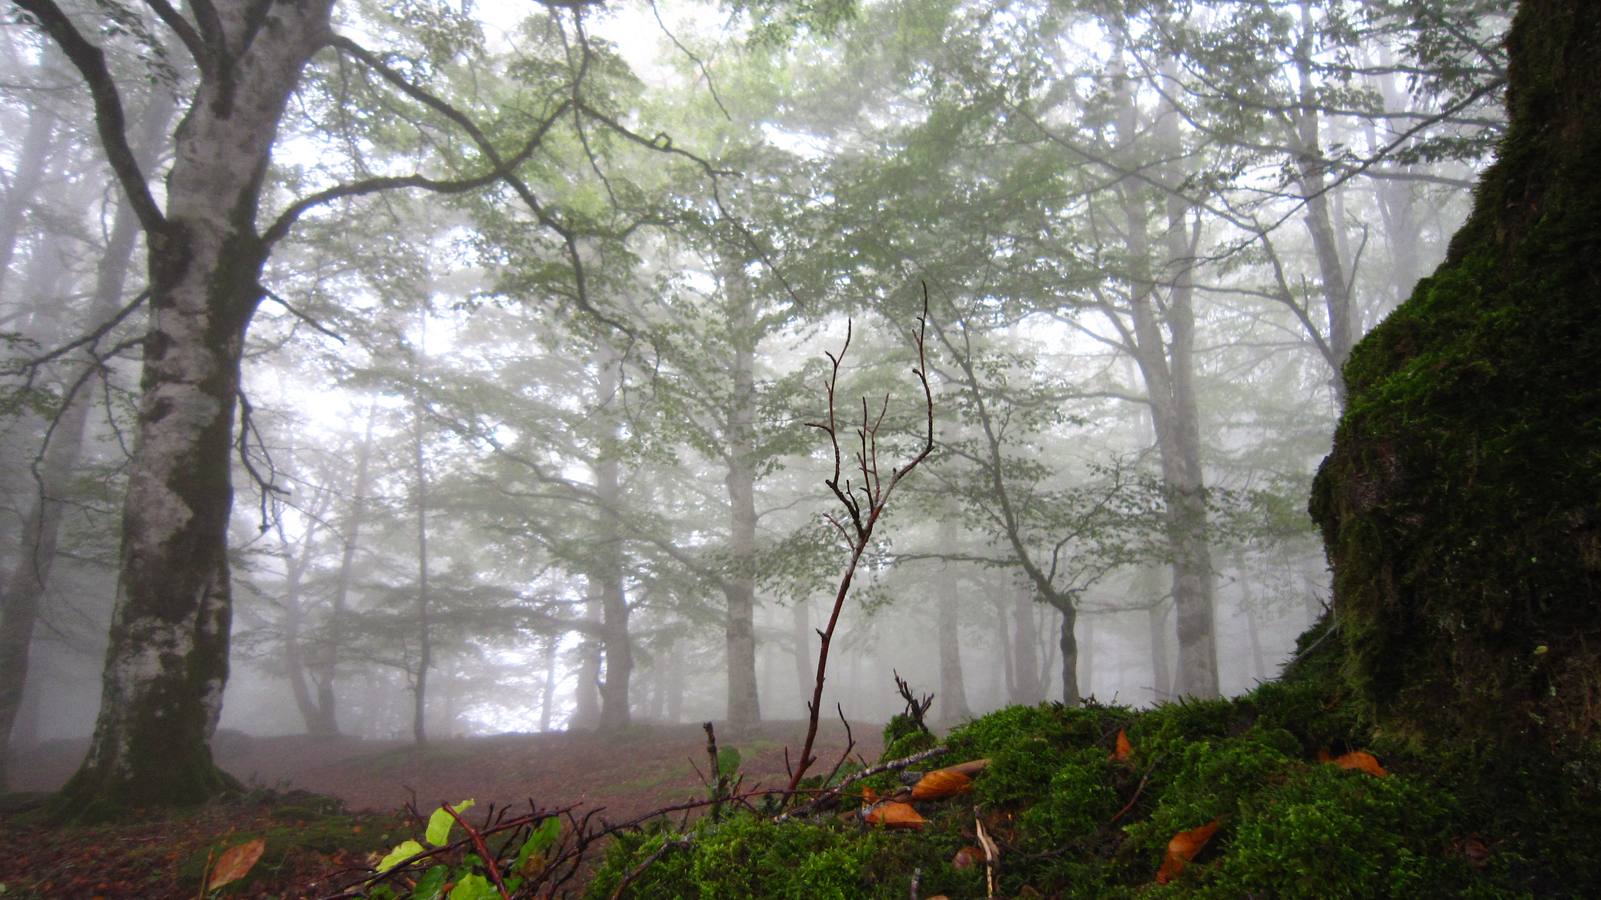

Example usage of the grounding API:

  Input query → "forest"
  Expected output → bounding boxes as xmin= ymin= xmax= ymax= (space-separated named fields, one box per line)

xmin=3 ymin=0 xmax=1598 ymax=897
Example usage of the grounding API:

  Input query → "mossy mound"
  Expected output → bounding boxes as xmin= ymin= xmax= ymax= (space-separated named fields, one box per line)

xmin=1309 ymin=0 xmax=1601 ymax=756
xmin=589 ymin=638 xmax=1601 ymax=897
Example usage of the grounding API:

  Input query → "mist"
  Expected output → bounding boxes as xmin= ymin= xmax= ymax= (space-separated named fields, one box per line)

xmin=0 ymin=0 xmax=1502 ymax=777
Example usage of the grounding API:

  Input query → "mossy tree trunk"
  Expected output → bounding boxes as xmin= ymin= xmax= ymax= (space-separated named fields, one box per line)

xmin=1311 ymin=0 xmax=1601 ymax=752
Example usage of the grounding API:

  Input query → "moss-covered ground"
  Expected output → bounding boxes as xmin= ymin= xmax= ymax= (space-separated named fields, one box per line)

xmin=587 ymin=621 xmax=1601 ymax=897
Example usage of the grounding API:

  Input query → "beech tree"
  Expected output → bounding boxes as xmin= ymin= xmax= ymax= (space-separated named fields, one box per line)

xmin=11 ymin=0 xmax=711 ymax=813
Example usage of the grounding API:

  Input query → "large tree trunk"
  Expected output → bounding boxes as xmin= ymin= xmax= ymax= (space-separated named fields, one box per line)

xmin=1310 ymin=0 xmax=1601 ymax=754
xmin=53 ymin=0 xmax=332 ymax=813
xmin=720 ymin=263 xmax=760 ymax=726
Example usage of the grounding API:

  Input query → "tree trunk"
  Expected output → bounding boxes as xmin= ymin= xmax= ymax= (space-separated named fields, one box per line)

xmin=934 ymin=558 xmax=971 ymax=722
xmin=594 ymin=432 xmax=632 ymax=732
xmin=570 ymin=580 xmax=603 ymax=731
xmin=1109 ymin=60 xmax=1220 ymax=700
xmin=1054 ymin=601 xmax=1080 ymax=705
xmin=791 ymin=597 xmax=812 ymax=710
xmin=1310 ymin=0 xmax=1601 ymax=753
xmin=309 ymin=405 xmax=377 ymax=737
xmin=411 ymin=356 xmax=432 ymax=748
xmin=539 ymin=633 xmax=558 ymax=732
xmin=720 ymin=262 xmax=761 ymax=726
xmin=0 ymin=57 xmax=59 ymax=300
xmin=44 ymin=3 xmax=338 ymax=809
xmin=1010 ymin=586 xmax=1043 ymax=704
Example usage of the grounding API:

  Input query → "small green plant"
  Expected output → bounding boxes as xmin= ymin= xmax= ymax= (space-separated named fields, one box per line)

xmin=363 ymin=799 xmax=562 ymax=899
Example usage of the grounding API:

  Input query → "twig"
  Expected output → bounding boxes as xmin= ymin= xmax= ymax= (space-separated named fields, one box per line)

xmin=609 ymin=835 xmax=692 ymax=900
xmin=442 ymin=803 xmax=511 ymax=900
xmin=776 ymin=745 xmax=949 ymax=822
xmin=703 ymin=721 xmax=725 ymax=821
xmin=1109 ymin=755 xmax=1162 ymax=824
xmin=893 ymin=670 xmax=934 ymax=733
xmin=784 ymin=290 xmax=936 ymax=804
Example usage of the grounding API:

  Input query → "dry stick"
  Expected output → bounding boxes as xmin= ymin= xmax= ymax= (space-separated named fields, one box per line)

xmin=777 ymin=745 xmax=950 ymax=822
xmin=703 ymin=721 xmax=725 ymax=821
xmin=782 ymin=293 xmax=935 ymax=805
xmin=609 ymin=835 xmax=692 ymax=900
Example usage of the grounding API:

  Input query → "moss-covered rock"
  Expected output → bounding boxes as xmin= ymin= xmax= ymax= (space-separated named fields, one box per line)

xmin=1309 ymin=0 xmax=1601 ymax=756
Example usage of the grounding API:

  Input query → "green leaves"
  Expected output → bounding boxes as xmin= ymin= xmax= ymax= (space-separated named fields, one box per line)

xmin=513 ymin=817 xmax=561 ymax=875
xmin=426 ymin=799 xmax=476 ymax=847
xmin=376 ymin=840 xmax=425 ymax=874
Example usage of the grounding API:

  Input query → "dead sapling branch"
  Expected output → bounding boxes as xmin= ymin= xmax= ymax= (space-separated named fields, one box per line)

xmin=782 ymin=290 xmax=935 ymax=806
xmin=894 ymin=670 xmax=935 ymax=734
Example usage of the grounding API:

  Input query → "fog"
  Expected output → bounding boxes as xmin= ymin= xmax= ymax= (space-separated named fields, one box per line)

xmin=0 ymin=0 xmax=1505 ymax=772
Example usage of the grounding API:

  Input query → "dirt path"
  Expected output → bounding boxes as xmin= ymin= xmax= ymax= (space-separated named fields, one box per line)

xmin=11 ymin=720 xmax=883 ymax=822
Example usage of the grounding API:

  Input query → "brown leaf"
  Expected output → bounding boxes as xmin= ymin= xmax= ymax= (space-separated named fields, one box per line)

xmin=912 ymin=768 xmax=973 ymax=800
xmin=952 ymin=846 xmax=984 ymax=869
xmin=1327 ymin=750 xmax=1389 ymax=778
xmin=941 ymin=758 xmax=991 ymax=779
xmin=206 ymin=837 xmax=267 ymax=892
xmin=865 ymin=801 xmax=926 ymax=829
xmin=1155 ymin=818 xmax=1220 ymax=884
xmin=1109 ymin=729 xmax=1133 ymax=762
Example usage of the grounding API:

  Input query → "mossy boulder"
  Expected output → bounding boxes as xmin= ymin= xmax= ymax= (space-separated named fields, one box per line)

xmin=1309 ymin=0 xmax=1601 ymax=755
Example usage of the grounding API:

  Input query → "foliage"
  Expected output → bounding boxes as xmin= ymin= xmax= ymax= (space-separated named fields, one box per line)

xmin=586 ymin=644 xmax=1601 ymax=897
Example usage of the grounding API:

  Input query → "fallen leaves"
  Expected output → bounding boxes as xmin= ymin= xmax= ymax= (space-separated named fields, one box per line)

xmin=205 ymin=837 xmax=266 ymax=892
xmin=1109 ymin=729 xmax=1133 ymax=762
xmin=1318 ymin=748 xmax=1390 ymax=777
xmin=911 ymin=768 xmax=973 ymax=801
xmin=1155 ymin=818 xmax=1221 ymax=884
xmin=864 ymin=801 xmax=927 ymax=829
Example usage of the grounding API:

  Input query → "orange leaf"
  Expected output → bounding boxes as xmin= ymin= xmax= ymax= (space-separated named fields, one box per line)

xmin=865 ymin=801 xmax=926 ymax=829
xmin=1328 ymin=750 xmax=1389 ymax=778
xmin=1155 ymin=818 xmax=1220 ymax=884
xmin=911 ymin=768 xmax=973 ymax=800
xmin=206 ymin=837 xmax=267 ymax=891
xmin=861 ymin=785 xmax=878 ymax=804
xmin=951 ymin=846 xmax=984 ymax=869
xmin=939 ymin=758 xmax=991 ymax=779
xmin=1316 ymin=747 xmax=1332 ymax=763
xmin=1109 ymin=729 xmax=1133 ymax=762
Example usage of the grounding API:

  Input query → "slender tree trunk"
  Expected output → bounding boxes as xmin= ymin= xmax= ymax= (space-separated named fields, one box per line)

xmin=934 ymin=556 xmax=971 ymax=722
xmin=993 ymin=596 xmax=1015 ymax=705
xmin=594 ymin=432 xmax=632 ymax=732
xmin=1054 ymin=601 xmax=1080 ymax=705
xmin=310 ymin=405 xmax=377 ymax=737
xmin=1110 ymin=60 xmax=1220 ymax=700
xmin=1011 ymin=587 xmax=1043 ymax=704
xmin=281 ymin=539 xmax=321 ymax=732
xmin=0 ymin=63 xmax=58 ymax=300
xmin=1077 ymin=609 xmax=1094 ymax=701
xmin=539 ymin=633 xmax=558 ymax=732
xmin=411 ymin=364 xmax=432 ymax=747
xmin=791 ymin=597 xmax=812 ymax=709
xmin=720 ymin=262 xmax=760 ymax=725
xmin=570 ymin=580 xmax=603 ymax=731
xmin=665 ymin=644 xmax=684 ymax=724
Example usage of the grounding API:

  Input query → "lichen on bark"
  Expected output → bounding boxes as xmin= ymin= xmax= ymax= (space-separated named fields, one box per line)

xmin=1310 ymin=0 xmax=1601 ymax=754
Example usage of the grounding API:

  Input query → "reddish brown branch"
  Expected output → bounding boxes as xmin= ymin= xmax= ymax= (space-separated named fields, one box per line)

xmin=784 ymin=292 xmax=935 ymax=805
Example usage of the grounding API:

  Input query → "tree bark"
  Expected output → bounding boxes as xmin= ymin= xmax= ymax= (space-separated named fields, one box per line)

xmin=934 ymin=555 xmax=971 ymax=722
xmin=309 ymin=405 xmax=378 ymax=736
xmin=1010 ymin=586 xmax=1043 ymax=704
xmin=720 ymin=262 xmax=761 ymax=726
xmin=1107 ymin=58 xmax=1220 ymax=700
xmin=593 ymin=412 xmax=632 ymax=732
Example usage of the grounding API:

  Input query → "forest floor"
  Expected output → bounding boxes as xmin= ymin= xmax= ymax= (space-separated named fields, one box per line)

xmin=0 ymin=719 xmax=880 ymax=898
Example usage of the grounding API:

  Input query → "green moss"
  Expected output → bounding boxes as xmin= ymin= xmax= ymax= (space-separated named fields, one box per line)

xmin=1310 ymin=0 xmax=1601 ymax=760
